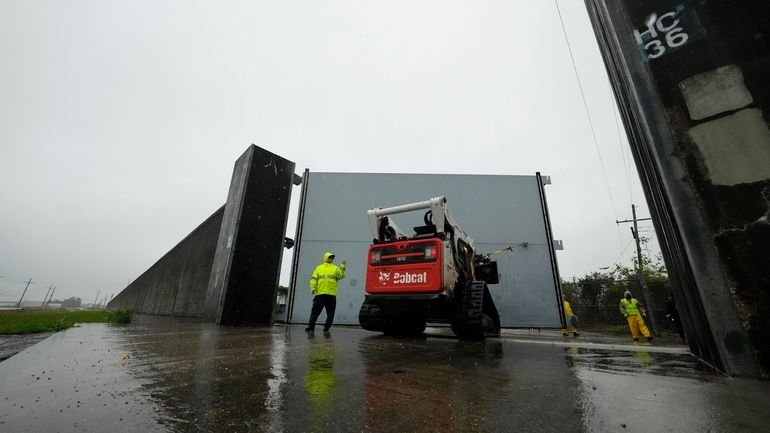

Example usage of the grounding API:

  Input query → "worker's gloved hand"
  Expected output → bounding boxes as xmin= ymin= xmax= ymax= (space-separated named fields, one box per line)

xmin=311 ymin=289 xmax=316 ymax=295
xmin=340 ymin=260 xmax=347 ymax=268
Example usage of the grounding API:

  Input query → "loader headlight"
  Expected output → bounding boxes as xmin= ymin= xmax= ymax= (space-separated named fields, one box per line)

xmin=369 ymin=251 xmax=381 ymax=263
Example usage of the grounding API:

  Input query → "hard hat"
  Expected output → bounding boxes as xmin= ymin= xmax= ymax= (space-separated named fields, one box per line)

xmin=624 ymin=290 xmax=632 ymax=297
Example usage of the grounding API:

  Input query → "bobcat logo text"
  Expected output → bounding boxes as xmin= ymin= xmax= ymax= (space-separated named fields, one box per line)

xmin=379 ymin=271 xmax=428 ymax=285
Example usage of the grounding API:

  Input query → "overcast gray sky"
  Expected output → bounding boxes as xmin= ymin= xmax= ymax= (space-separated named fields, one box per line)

xmin=0 ymin=0 xmax=658 ymax=304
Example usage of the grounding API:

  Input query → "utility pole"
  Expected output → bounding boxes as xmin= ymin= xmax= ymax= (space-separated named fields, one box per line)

xmin=45 ymin=286 xmax=57 ymax=308
xmin=42 ymin=285 xmax=53 ymax=308
xmin=92 ymin=290 xmax=101 ymax=310
xmin=15 ymin=278 xmax=33 ymax=308
xmin=616 ymin=204 xmax=658 ymax=334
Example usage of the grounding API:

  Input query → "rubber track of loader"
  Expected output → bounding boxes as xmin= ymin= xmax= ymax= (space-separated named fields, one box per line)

xmin=451 ymin=281 xmax=486 ymax=340
xmin=359 ymin=300 xmax=384 ymax=332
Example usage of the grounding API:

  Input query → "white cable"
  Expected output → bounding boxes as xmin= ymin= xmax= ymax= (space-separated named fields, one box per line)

xmin=554 ymin=0 xmax=620 ymax=221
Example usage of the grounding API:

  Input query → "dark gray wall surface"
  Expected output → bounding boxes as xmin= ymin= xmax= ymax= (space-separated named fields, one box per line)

xmin=586 ymin=0 xmax=769 ymax=376
xmin=286 ymin=172 xmax=563 ymax=328
xmin=202 ymin=145 xmax=295 ymax=324
xmin=108 ymin=206 xmax=224 ymax=318
xmin=172 ymin=208 xmax=227 ymax=316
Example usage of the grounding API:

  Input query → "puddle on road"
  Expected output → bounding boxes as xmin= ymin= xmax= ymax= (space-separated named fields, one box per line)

xmin=2 ymin=323 xmax=769 ymax=433
xmin=562 ymin=346 xmax=720 ymax=380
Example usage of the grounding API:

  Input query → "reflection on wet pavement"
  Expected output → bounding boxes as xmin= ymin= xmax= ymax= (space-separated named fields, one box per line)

xmin=1 ymin=321 xmax=768 ymax=433
xmin=563 ymin=346 xmax=718 ymax=379
xmin=264 ymin=329 xmax=287 ymax=432
xmin=303 ymin=337 xmax=338 ymax=421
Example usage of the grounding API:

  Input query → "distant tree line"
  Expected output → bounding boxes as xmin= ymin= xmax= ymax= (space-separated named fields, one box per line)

xmin=562 ymin=253 xmax=677 ymax=334
xmin=50 ymin=297 xmax=82 ymax=308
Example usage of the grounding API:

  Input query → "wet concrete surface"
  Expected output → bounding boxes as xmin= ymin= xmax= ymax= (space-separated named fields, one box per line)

xmin=0 ymin=332 xmax=54 ymax=361
xmin=1 ymin=320 xmax=769 ymax=433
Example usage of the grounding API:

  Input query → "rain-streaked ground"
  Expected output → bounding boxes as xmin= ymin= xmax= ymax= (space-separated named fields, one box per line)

xmin=1 ymin=318 xmax=768 ymax=433
xmin=0 ymin=332 xmax=52 ymax=361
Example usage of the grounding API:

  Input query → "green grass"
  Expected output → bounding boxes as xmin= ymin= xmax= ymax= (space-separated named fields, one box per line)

xmin=0 ymin=309 xmax=130 ymax=334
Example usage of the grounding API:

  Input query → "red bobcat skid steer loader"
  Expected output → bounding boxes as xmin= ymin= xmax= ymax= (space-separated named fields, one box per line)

xmin=359 ymin=196 xmax=501 ymax=339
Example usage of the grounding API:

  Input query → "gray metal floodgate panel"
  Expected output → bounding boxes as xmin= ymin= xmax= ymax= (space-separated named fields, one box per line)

xmin=286 ymin=172 xmax=563 ymax=328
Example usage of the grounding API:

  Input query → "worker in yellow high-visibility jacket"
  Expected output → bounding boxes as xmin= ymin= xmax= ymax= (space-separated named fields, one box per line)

xmin=562 ymin=295 xmax=579 ymax=337
xmin=619 ymin=290 xmax=653 ymax=342
xmin=305 ymin=252 xmax=346 ymax=333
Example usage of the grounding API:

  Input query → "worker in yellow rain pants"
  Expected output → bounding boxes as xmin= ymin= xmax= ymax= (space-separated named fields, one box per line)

xmin=619 ymin=290 xmax=653 ymax=342
xmin=561 ymin=295 xmax=579 ymax=337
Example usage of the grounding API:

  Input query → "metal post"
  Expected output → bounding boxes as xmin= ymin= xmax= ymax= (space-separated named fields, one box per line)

xmin=92 ymin=290 xmax=101 ymax=310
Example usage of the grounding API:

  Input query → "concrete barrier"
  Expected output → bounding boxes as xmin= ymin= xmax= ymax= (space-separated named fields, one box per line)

xmin=108 ymin=206 xmax=224 ymax=318
xmin=108 ymin=145 xmax=296 ymax=324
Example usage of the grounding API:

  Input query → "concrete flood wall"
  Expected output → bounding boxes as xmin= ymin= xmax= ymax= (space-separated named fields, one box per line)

xmin=108 ymin=145 xmax=296 ymax=324
xmin=108 ymin=206 xmax=224 ymax=318
xmin=586 ymin=0 xmax=770 ymax=376
xmin=202 ymin=146 xmax=296 ymax=324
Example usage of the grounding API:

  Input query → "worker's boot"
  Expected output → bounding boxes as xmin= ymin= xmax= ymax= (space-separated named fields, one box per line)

xmin=573 ymin=332 xmax=580 ymax=337
xmin=633 ymin=337 xmax=640 ymax=341
xmin=646 ymin=336 xmax=653 ymax=342
xmin=562 ymin=332 xmax=569 ymax=337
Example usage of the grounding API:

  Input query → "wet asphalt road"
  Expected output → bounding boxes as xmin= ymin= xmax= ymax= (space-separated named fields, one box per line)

xmin=1 ymin=320 xmax=768 ymax=433
xmin=0 ymin=332 xmax=53 ymax=361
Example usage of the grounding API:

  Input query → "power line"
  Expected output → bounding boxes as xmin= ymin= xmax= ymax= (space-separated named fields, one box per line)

xmin=609 ymin=84 xmax=634 ymax=203
xmin=612 ymin=238 xmax=635 ymax=265
xmin=2 ymin=277 xmax=32 ymax=284
xmin=554 ymin=0 xmax=619 ymax=221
